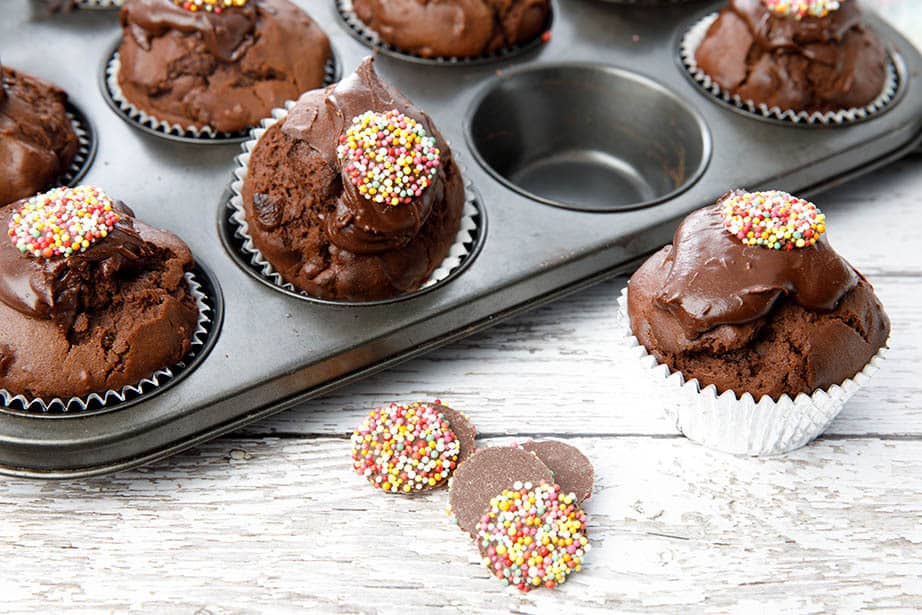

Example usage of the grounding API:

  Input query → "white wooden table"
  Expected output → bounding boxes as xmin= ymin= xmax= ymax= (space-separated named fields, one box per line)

xmin=1 ymin=153 xmax=919 ymax=613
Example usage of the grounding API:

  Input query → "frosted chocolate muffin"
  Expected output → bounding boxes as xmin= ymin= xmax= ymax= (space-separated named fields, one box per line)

xmin=627 ymin=190 xmax=889 ymax=400
xmin=0 ymin=65 xmax=80 ymax=207
xmin=117 ymin=0 xmax=331 ymax=133
xmin=0 ymin=186 xmax=199 ymax=400
xmin=694 ymin=0 xmax=887 ymax=113
xmin=242 ymin=57 xmax=465 ymax=301
xmin=352 ymin=0 xmax=550 ymax=59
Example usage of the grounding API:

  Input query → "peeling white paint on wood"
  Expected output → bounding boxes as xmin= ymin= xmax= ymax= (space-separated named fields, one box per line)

xmin=0 ymin=151 xmax=920 ymax=613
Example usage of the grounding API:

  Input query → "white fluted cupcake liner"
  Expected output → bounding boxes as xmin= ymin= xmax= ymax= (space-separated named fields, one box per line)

xmin=615 ymin=287 xmax=888 ymax=455
xmin=60 ymin=105 xmax=94 ymax=187
xmin=335 ymin=0 xmax=552 ymax=65
xmin=0 ymin=271 xmax=213 ymax=415
xmin=105 ymin=51 xmax=339 ymax=141
xmin=681 ymin=13 xmax=900 ymax=125
xmin=74 ymin=0 xmax=123 ymax=8
xmin=226 ymin=100 xmax=481 ymax=303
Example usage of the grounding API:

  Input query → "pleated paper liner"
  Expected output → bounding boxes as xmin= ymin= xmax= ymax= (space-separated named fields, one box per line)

xmin=0 ymin=265 xmax=223 ymax=418
xmin=680 ymin=12 xmax=901 ymax=126
xmin=60 ymin=101 xmax=97 ymax=188
xmin=615 ymin=287 xmax=888 ymax=456
xmin=74 ymin=0 xmax=123 ymax=9
xmin=100 ymin=39 xmax=342 ymax=144
xmin=334 ymin=0 xmax=554 ymax=66
xmin=221 ymin=101 xmax=486 ymax=307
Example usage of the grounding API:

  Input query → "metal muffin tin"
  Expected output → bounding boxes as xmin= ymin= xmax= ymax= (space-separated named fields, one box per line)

xmin=3 ymin=0 xmax=921 ymax=477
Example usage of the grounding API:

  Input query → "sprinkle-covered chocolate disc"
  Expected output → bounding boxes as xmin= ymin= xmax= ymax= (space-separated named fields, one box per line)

xmin=172 ymin=0 xmax=248 ymax=13
xmin=721 ymin=190 xmax=826 ymax=251
xmin=337 ymin=109 xmax=441 ymax=207
xmin=476 ymin=482 xmax=590 ymax=592
xmin=761 ymin=0 xmax=842 ymax=19
xmin=520 ymin=440 xmax=594 ymax=504
xmin=7 ymin=185 xmax=120 ymax=260
xmin=449 ymin=446 xmax=554 ymax=537
xmin=351 ymin=401 xmax=464 ymax=494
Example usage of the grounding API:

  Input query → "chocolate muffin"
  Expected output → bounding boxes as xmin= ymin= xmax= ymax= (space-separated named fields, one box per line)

xmin=0 ymin=186 xmax=199 ymax=400
xmin=694 ymin=0 xmax=887 ymax=113
xmin=117 ymin=0 xmax=332 ymax=133
xmin=0 ymin=65 xmax=80 ymax=207
xmin=352 ymin=0 xmax=550 ymax=59
xmin=241 ymin=57 xmax=465 ymax=301
xmin=627 ymin=190 xmax=889 ymax=400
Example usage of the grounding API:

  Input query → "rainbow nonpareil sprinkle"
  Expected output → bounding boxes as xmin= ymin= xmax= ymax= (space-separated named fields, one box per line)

xmin=721 ymin=190 xmax=826 ymax=251
xmin=476 ymin=482 xmax=589 ymax=592
xmin=762 ymin=0 xmax=842 ymax=19
xmin=351 ymin=402 xmax=461 ymax=494
xmin=337 ymin=109 xmax=441 ymax=207
xmin=172 ymin=0 xmax=247 ymax=13
xmin=8 ymin=186 xmax=120 ymax=260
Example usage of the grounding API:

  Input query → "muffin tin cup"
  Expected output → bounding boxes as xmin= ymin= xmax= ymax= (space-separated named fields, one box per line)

xmin=680 ymin=13 xmax=901 ymax=126
xmin=222 ymin=101 xmax=484 ymax=307
xmin=60 ymin=101 xmax=97 ymax=188
xmin=100 ymin=42 xmax=342 ymax=144
xmin=334 ymin=0 xmax=553 ymax=66
xmin=0 ymin=268 xmax=220 ymax=417
xmin=615 ymin=288 xmax=888 ymax=456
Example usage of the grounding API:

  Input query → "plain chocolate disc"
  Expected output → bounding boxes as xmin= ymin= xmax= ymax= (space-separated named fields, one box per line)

xmin=520 ymin=440 xmax=594 ymax=503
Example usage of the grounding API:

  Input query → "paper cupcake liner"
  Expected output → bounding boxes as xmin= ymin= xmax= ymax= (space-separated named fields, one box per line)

xmin=74 ymin=0 xmax=123 ymax=8
xmin=59 ymin=104 xmax=95 ymax=188
xmin=0 ymin=271 xmax=214 ymax=416
xmin=104 ymin=50 xmax=340 ymax=142
xmin=680 ymin=13 xmax=900 ymax=125
xmin=335 ymin=0 xmax=552 ymax=66
xmin=226 ymin=101 xmax=482 ymax=305
xmin=615 ymin=287 xmax=888 ymax=456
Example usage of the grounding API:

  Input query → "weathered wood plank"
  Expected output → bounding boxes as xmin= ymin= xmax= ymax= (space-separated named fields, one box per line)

xmin=1 ymin=436 xmax=920 ymax=613
xmin=241 ymin=275 xmax=922 ymax=438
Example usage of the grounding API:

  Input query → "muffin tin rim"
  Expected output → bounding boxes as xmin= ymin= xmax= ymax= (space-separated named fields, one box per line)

xmin=332 ymin=0 xmax=555 ymax=67
xmin=463 ymin=60 xmax=714 ymax=213
xmin=673 ymin=9 xmax=909 ymax=129
xmin=0 ymin=259 xmax=226 ymax=420
xmin=97 ymin=37 xmax=344 ymax=145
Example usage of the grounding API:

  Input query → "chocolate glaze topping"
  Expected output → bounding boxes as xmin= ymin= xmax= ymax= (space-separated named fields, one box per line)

xmin=0 ymin=200 xmax=191 ymax=334
xmin=654 ymin=192 xmax=858 ymax=337
xmin=694 ymin=0 xmax=886 ymax=112
xmin=281 ymin=58 xmax=448 ymax=255
xmin=121 ymin=0 xmax=258 ymax=62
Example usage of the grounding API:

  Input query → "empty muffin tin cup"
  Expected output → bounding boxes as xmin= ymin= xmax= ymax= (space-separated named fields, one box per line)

xmin=220 ymin=102 xmax=485 ymax=307
xmin=680 ymin=13 xmax=901 ymax=126
xmin=0 ymin=266 xmax=222 ymax=417
xmin=614 ymin=287 xmax=889 ymax=456
xmin=466 ymin=63 xmax=710 ymax=212
xmin=100 ymin=40 xmax=341 ymax=144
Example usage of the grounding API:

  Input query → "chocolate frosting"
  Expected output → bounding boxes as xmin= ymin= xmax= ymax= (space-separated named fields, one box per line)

xmin=280 ymin=57 xmax=448 ymax=255
xmin=0 ymin=67 xmax=79 ymax=207
xmin=694 ymin=0 xmax=887 ymax=112
xmin=121 ymin=0 xmax=258 ymax=62
xmin=352 ymin=0 xmax=549 ymax=59
xmin=654 ymin=192 xmax=858 ymax=337
xmin=0 ymin=200 xmax=191 ymax=334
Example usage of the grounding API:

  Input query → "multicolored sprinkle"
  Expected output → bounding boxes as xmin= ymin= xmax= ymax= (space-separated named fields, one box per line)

xmin=762 ymin=0 xmax=842 ymax=19
xmin=7 ymin=186 xmax=120 ymax=260
xmin=721 ymin=190 xmax=826 ymax=251
xmin=351 ymin=402 xmax=461 ymax=494
xmin=172 ymin=0 xmax=248 ymax=13
xmin=476 ymin=482 xmax=589 ymax=592
xmin=337 ymin=109 xmax=441 ymax=207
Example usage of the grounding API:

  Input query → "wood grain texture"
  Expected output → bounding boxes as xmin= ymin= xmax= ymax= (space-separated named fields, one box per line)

xmin=1 ymin=129 xmax=920 ymax=613
xmin=1 ymin=436 xmax=921 ymax=613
